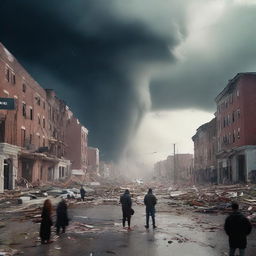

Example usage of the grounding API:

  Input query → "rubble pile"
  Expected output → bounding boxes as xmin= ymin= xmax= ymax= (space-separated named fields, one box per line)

xmin=167 ymin=184 xmax=256 ymax=225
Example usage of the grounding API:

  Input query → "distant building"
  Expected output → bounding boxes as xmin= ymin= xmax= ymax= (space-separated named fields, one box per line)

xmin=175 ymin=154 xmax=194 ymax=183
xmin=192 ymin=118 xmax=217 ymax=184
xmin=65 ymin=115 xmax=88 ymax=178
xmin=154 ymin=160 xmax=168 ymax=180
xmin=154 ymin=154 xmax=193 ymax=184
xmin=216 ymin=73 xmax=256 ymax=183
xmin=87 ymin=147 xmax=99 ymax=176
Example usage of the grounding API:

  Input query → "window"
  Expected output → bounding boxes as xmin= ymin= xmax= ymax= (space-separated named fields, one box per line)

xmin=43 ymin=117 xmax=45 ymax=128
xmin=21 ymin=128 xmax=26 ymax=147
xmin=22 ymin=83 xmax=26 ymax=93
xmin=229 ymin=133 xmax=231 ymax=144
xmin=29 ymin=108 xmax=33 ymax=120
xmin=29 ymin=134 xmax=33 ymax=144
xmin=35 ymin=96 xmax=40 ymax=106
xmin=38 ymin=114 xmax=41 ymax=125
xmin=237 ymin=128 xmax=240 ymax=139
xmin=43 ymin=138 xmax=45 ymax=147
xmin=237 ymin=109 xmax=240 ymax=119
xmin=5 ymin=67 xmax=10 ymax=82
xmin=230 ymin=94 xmax=233 ymax=104
xmin=22 ymin=103 xmax=26 ymax=117
xmin=11 ymin=73 xmax=16 ymax=84
xmin=233 ymin=130 xmax=236 ymax=143
xmin=232 ymin=111 xmax=235 ymax=123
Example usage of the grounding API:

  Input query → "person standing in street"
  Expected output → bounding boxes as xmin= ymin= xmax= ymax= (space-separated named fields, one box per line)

xmin=144 ymin=188 xmax=157 ymax=229
xmin=224 ymin=202 xmax=252 ymax=256
xmin=56 ymin=198 xmax=69 ymax=235
xmin=80 ymin=186 xmax=86 ymax=201
xmin=120 ymin=189 xmax=132 ymax=230
xmin=40 ymin=199 xmax=53 ymax=244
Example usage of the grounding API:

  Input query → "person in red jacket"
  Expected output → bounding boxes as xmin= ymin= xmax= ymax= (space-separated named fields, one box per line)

xmin=224 ymin=202 xmax=252 ymax=256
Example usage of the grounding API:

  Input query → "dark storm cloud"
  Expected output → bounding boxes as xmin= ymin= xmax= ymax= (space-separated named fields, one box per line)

xmin=151 ymin=3 xmax=256 ymax=111
xmin=2 ymin=0 xmax=254 ymax=161
xmin=0 ymin=0 xmax=184 ymax=160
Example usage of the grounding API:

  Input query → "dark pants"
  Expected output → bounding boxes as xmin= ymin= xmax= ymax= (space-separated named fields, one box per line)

xmin=122 ymin=209 xmax=131 ymax=227
xmin=229 ymin=248 xmax=245 ymax=256
xmin=81 ymin=196 xmax=85 ymax=201
xmin=56 ymin=225 xmax=66 ymax=235
xmin=146 ymin=208 xmax=156 ymax=227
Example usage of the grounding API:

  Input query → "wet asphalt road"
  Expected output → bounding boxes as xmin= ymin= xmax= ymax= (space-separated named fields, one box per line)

xmin=0 ymin=203 xmax=256 ymax=256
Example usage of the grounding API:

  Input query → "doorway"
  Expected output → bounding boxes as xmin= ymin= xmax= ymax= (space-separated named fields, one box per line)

xmin=21 ymin=159 xmax=33 ymax=182
xmin=0 ymin=119 xmax=5 ymax=142
xmin=238 ymin=155 xmax=246 ymax=182
xmin=4 ymin=159 xmax=13 ymax=190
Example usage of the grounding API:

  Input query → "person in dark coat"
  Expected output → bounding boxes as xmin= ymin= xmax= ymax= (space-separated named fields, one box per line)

xmin=120 ymin=189 xmax=132 ymax=230
xmin=144 ymin=188 xmax=157 ymax=229
xmin=224 ymin=202 xmax=252 ymax=256
xmin=80 ymin=186 xmax=86 ymax=201
xmin=56 ymin=198 xmax=69 ymax=235
xmin=40 ymin=199 xmax=53 ymax=244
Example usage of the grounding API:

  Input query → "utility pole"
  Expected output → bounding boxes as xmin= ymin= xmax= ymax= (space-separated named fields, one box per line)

xmin=173 ymin=143 xmax=176 ymax=183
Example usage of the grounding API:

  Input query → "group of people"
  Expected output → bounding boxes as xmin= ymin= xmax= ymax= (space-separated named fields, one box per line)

xmin=40 ymin=198 xmax=69 ymax=244
xmin=120 ymin=188 xmax=157 ymax=230
xmin=40 ymin=188 xmax=253 ymax=256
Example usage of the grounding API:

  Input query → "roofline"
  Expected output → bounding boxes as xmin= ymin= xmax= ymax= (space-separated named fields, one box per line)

xmin=215 ymin=72 xmax=256 ymax=103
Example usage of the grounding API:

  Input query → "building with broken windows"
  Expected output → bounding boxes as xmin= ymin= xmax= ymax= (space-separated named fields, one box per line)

xmin=216 ymin=73 xmax=256 ymax=184
xmin=0 ymin=42 xmax=91 ymax=193
xmin=192 ymin=118 xmax=217 ymax=184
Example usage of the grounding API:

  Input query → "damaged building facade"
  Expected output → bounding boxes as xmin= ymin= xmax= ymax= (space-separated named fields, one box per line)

xmin=216 ymin=73 xmax=256 ymax=184
xmin=193 ymin=72 xmax=256 ymax=184
xmin=0 ymin=42 xmax=92 ymax=192
xmin=192 ymin=118 xmax=217 ymax=184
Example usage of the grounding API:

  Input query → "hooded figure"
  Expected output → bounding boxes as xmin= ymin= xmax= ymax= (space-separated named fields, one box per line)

xmin=40 ymin=199 xmax=53 ymax=244
xmin=56 ymin=198 xmax=69 ymax=235
xmin=80 ymin=186 xmax=86 ymax=201
xmin=224 ymin=202 xmax=252 ymax=256
xmin=144 ymin=188 xmax=157 ymax=229
xmin=120 ymin=189 xmax=132 ymax=230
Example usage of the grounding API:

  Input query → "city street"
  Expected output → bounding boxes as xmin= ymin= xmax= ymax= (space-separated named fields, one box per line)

xmin=0 ymin=192 xmax=256 ymax=256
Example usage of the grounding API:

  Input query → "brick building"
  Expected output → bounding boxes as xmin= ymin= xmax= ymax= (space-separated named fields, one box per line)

xmin=216 ymin=73 xmax=256 ymax=183
xmin=65 ymin=114 xmax=88 ymax=178
xmin=192 ymin=118 xmax=217 ymax=184
xmin=0 ymin=42 xmax=92 ymax=192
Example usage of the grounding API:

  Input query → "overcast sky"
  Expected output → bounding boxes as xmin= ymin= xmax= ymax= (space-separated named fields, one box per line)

xmin=1 ymin=0 xmax=256 ymax=168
